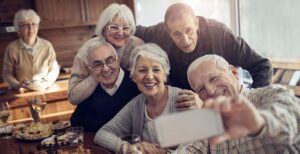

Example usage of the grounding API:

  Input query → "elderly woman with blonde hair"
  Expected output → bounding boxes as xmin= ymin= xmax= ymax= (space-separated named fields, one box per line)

xmin=94 ymin=43 xmax=203 ymax=153
xmin=68 ymin=3 xmax=143 ymax=104
xmin=2 ymin=9 xmax=59 ymax=91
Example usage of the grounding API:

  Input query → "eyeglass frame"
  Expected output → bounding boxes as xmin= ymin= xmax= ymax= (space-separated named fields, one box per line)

xmin=88 ymin=55 xmax=118 ymax=71
xmin=105 ymin=24 xmax=132 ymax=34
xmin=19 ymin=23 xmax=39 ymax=29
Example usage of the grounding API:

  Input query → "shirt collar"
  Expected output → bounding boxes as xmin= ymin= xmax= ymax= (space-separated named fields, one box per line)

xmin=19 ymin=37 xmax=40 ymax=53
xmin=101 ymin=68 xmax=125 ymax=96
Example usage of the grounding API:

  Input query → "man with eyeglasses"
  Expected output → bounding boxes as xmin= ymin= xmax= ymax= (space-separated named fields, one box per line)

xmin=70 ymin=41 xmax=140 ymax=132
xmin=135 ymin=3 xmax=273 ymax=90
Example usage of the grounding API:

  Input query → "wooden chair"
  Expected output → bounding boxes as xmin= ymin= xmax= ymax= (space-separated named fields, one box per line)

xmin=271 ymin=61 xmax=300 ymax=97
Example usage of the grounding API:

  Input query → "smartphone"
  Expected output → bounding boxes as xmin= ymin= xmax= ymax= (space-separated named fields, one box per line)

xmin=151 ymin=109 xmax=224 ymax=148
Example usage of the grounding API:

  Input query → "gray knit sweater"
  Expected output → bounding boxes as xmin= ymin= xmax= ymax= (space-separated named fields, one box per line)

xmin=94 ymin=86 xmax=181 ymax=152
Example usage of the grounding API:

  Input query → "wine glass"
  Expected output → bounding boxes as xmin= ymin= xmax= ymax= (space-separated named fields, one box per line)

xmin=66 ymin=126 xmax=84 ymax=146
xmin=118 ymin=134 xmax=144 ymax=154
xmin=0 ymin=101 xmax=12 ymax=139
xmin=28 ymin=94 xmax=47 ymax=122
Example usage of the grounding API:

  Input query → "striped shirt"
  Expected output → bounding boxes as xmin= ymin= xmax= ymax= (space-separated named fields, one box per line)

xmin=173 ymin=85 xmax=300 ymax=154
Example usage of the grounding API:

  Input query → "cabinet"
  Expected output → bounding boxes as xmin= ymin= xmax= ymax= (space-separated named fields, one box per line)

xmin=35 ymin=0 xmax=135 ymax=29
xmin=0 ymin=0 xmax=34 ymax=23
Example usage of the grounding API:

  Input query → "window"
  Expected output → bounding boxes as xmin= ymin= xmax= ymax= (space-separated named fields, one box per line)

xmin=239 ymin=0 xmax=300 ymax=61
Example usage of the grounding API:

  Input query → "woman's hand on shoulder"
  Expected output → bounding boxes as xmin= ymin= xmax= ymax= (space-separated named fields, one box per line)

xmin=176 ymin=89 xmax=204 ymax=111
xmin=140 ymin=142 xmax=166 ymax=154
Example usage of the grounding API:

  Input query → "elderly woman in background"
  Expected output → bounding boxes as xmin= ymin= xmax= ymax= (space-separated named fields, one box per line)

xmin=2 ymin=9 xmax=59 ymax=91
xmin=94 ymin=43 xmax=203 ymax=153
xmin=68 ymin=3 xmax=143 ymax=104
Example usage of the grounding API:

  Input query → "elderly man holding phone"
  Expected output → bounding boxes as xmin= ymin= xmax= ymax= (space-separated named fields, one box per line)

xmin=172 ymin=54 xmax=300 ymax=153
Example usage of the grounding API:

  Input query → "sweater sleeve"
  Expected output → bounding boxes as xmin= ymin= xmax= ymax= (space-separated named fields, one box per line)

xmin=42 ymin=43 xmax=60 ymax=88
xmin=2 ymin=44 xmax=21 ymax=89
xmin=135 ymin=23 xmax=170 ymax=46
xmin=68 ymin=56 xmax=98 ymax=105
xmin=209 ymin=20 xmax=273 ymax=88
xmin=94 ymin=98 xmax=136 ymax=152
xmin=257 ymin=85 xmax=300 ymax=144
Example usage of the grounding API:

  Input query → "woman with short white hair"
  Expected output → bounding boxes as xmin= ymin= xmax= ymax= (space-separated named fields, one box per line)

xmin=2 ymin=9 xmax=59 ymax=91
xmin=94 ymin=43 xmax=203 ymax=153
xmin=68 ymin=3 xmax=144 ymax=104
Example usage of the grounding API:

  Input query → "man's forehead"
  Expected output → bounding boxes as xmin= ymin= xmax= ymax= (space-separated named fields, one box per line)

xmin=167 ymin=14 xmax=195 ymax=29
xmin=192 ymin=62 xmax=219 ymax=75
xmin=89 ymin=46 xmax=115 ymax=60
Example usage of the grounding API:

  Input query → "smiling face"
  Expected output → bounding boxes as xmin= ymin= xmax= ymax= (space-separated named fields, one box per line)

xmin=19 ymin=19 xmax=38 ymax=44
xmin=132 ymin=56 xmax=167 ymax=97
xmin=102 ymin=16 xmax=132 ymax=48
xmin=87 ymin=44 xmax=120 ymax=88
xmin=188 ymin=61 xmax=240 ymax=101
xmin=166 ymin=13 xmax=198 ymax=53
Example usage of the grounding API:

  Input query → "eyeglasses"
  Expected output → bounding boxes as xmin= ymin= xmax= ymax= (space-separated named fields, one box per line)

xmin=19 ymin=23 xmax=38 ymax=29
xmin=89 ymin=55 xmax=117 ymax=71
xmin=106 ymin=24 xmax=132 ymax=34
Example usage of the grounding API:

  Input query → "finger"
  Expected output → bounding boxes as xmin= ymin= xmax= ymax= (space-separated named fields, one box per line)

xmin=178 ymin=93 xmax=200 ymax=102
xmin=208 ymin=135 xmax=228 ymax=145
xmin=204 ymin=99 xmax=214 ymax=108
xmin=220 ymin=97 xmax=233 ymax=112
xmin=143 ymin=145 xmax=158 ymax=154
xmin=211 ymin=96 xmax=227 ymax=112
xmin=176 ymin=94 xmax=190 ymax=102
xmin=178 ymin=90 xmax=187 ymax=95
xmin=176 ymin=100 xmax=193 ymax=108
xmin=141 ymin=142 xmax=156 ymax=153
xmin=208 ymin=134 xmax=231 ymax=145
xmin=220 ymin=100 xmax=231 ymax=112
xmin=232 ymin=95 xmax=243 ymax=105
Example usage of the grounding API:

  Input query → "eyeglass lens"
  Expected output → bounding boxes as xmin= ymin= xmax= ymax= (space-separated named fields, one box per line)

xmin=91 ymin=56 xmax=117 ymax=71
xmin=107 ymin=25 xmax=131 ymax=33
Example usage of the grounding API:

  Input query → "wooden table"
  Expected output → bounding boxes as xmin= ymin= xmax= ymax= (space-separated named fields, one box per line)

xmin=0 ymin=132 xmax=112 ymax=154
xmin=0 ymin=79 xmax=75 ymax=124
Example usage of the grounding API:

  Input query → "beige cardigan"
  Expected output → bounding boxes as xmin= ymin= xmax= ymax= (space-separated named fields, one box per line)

xmin=2 ymin=37 xmax=59 ymax=90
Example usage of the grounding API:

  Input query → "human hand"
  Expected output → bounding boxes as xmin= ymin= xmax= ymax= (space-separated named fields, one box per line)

xmin=118 ymin=143 xmax=143 ymax=154
xmin=140 ymin=142 xmax=165 ymax=154
xmin=204 ymin=95 xmax=266 ymax=144
xmin=17 ymin=80 xmax=31 ymax=89
xmin=176 ymin=89 xmax=204 ymax=111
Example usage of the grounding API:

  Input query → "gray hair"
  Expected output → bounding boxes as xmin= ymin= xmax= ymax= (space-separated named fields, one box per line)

xmin=129 ymin=43 xmax=170 ymax=78
xmin=13 ymin=9 xmax=40 ymax=32
xmin=95 ymin=3 xmax=136 ymax=38
xmin=83 ymin=39 xmax=117 ymax=64
xmin=187 ymin=54 xmax=230 ymax=78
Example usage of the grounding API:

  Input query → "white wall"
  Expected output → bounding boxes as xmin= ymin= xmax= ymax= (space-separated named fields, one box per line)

xmin=134 ymin=0 xmax=237 ymax=34
xmin=239 ymin=0 xmax=300 ymax=60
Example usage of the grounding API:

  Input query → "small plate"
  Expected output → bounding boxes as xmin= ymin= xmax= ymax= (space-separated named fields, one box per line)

xmin=12 ymin=122 xmax=53 ymax=141
xmin=53 ymin=121 xmax=70 ymax=130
